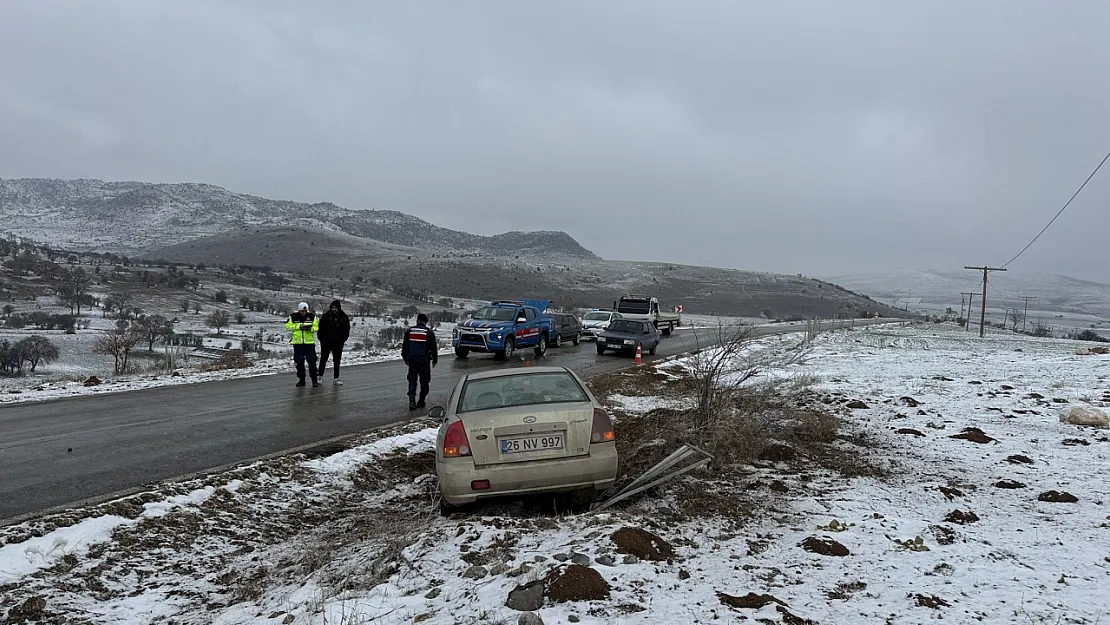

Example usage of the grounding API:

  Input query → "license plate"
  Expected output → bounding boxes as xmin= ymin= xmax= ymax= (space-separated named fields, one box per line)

xmin=500 ymin=435 xmax=564 ymax=454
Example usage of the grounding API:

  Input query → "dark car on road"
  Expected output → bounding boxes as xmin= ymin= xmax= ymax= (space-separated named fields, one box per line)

xmin=550 ymin=312 xmax=582 ymax=347
xmin=595 ymin=319 xmax=660 ymax=356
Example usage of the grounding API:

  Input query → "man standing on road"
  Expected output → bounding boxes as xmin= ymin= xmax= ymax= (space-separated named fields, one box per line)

xmin=286 ymin=302 xmax=320 ymax=387
xmin=401 ymin=312 xmax=438 ymax=410
xmin=317 ymin=299 xmax=351 ymax=385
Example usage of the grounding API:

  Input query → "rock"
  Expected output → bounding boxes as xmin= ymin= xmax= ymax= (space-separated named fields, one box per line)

xmin=845 ymin=400 xmax=870 ymax=409
xmin=594 ymin=554 xmax=617 ymax=567
xmin=679 ymin=569 xmax=691 ymax=580
xmin=949 ymin=427 xmax=995 ymax=444
xmin=545 ymin=565 xmax=611 ymax=602
xmin=994 ymin=480 xmax=1026 ymax=489
xmin=968 ymin=380 xmax=983 ymax=385
xmin=517 ymin=612 xmax=544 ymax=625
xmin=1059 ymin=405 xmax=1109 ymax=428
xmin=283 ymin=616 xmax=295 ymax=625
xmin=82 ymin=376 xmax=101 ymax=386
xmin=570 ymin=552 xmax=590 ymax=567
xmin=490 ymin=563 xmax=511 ymax=576
xmin=1038 ymin=490 xmax=1079 ymax=503
xmin=899 ymin=396 xmax=921 ymax=407
xmin=799 ymin=536 xmax=849 ymax=557
xmin=425 ymin=588 xmax=442 ymax=599
xmin=463 ymin=565 xmax=489 ymax=580
xmin=769 ymin=480 xmax=789 ymax=493
xmin=533 ymin=555 xmax=547 ymax=563
xmin=505 ymin=580 xmax=545 ymax=611
xmin=914 ymin=594 xmax=950 ymax=609
xmin=1000 ymin=385 xmax=1014 ymax=390
xmin=8 ymin=596 xmax=47 ymax=621
xmin=622 ymin=554 xmax=639 ymax=565
xmin=1006 ymin=454 xmax=1034 ymax=465
xmin=938 ymin=486 xmax=963 ymax=500
xmin=758 ymin=443 xmax=796 ymax=462
xmin=552 ymin=553 xmax=570 ymax=562
xmin=611 ymin=527 xmax=675 ymax=561
xmin=1093 ymin=346 xmax=1110 ymax=355
xmin=171 ymin=370 xmax=182 ymax=377
xmin=569 ymin=616 xmax=580 ymax=623
xmin=896 ymin=428 xmax=925 ymax=437
xmin=717 ymin=592 xmax=787 ymax=609
xmin=944 ymin=509 xmax=980 ymax=525
xmin=1027 ymin=392 xmax=1044 ymax=399
xmin=1076 ymin=347 xmax=1092 ymax=355
xmin=1062 ymin=438 xmax=1090 ymax=446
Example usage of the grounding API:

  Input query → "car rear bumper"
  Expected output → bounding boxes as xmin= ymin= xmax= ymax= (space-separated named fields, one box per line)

xmin=437 ymin=443 xmax=618 ymax=505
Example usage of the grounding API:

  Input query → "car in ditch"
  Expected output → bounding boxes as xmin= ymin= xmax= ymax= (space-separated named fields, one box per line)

xmin=432 ymin=366 xmax=618 ymax=509
xmin=595 ymin=318 xmax=661 ymax=356
xmin=580 ymin=309 xmax=622 ymax=341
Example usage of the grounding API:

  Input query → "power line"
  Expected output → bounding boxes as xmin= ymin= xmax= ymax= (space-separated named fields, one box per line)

xmin=1002 ymin=149 xmax=1110 ymax=269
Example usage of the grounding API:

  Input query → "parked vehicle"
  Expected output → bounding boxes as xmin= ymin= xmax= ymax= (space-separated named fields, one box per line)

xmin=580 ymin=309 xmax=622 ymax=341
xmin=549 ymin=312 xmax=582 ymax=347
xmin=596 ymin=318 xmax=661 ymax=356
xmin=452 ymin=299 xmax=556 ymax=360
xmin=613 ymin=295 xmax=681 ymax=335
xmin=432 ymin=366 xmax=618 ymax=509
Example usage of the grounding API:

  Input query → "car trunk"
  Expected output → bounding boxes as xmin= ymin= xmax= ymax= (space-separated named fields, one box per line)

xmin=461 ymin=402 xmax=594 ymax=466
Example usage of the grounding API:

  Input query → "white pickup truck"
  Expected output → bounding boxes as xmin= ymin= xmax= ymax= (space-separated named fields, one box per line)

xmin=612 ymin=295 xmax=681 ymax=335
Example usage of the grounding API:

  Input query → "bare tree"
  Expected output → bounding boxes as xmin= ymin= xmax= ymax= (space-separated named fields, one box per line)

xmin=56 ymin=267 xmax=92 ymax=315
xmin=18 ymin=335 xmax=60 ymax=372
xmin=94 ymin=329 xmax=141 ymax=374
xmin=134 ymin=314 xmax=174 ymax=351
xmin=1008 ymin=309 xmax=1025 ymax=332
xmin=206 ymin=310 xmax=231 ymax=334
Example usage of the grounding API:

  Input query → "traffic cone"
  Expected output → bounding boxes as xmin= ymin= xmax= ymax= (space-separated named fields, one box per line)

xmin=525 ymin=359 xmax=531 ymax=367
xmin=634 ymin=343 xmax=642 ymax=365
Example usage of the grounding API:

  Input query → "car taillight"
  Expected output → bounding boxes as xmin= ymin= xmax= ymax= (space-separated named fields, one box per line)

xmin=443 ymin=421 xmax=472 ymax=457
xmin=591 ymin=408 xmax=615 ymax=443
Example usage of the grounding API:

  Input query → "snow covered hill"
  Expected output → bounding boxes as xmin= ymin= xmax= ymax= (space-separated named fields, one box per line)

xmin=0 ymin=178 xmax=599 ymax=260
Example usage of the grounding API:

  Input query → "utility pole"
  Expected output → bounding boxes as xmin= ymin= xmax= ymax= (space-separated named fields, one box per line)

xmin=965 ymin=266 xmax=1007 ymax=338
xmin=1018 ymin=296 xmax=1036 ymax=334
xmin=961 ymin=292 xmax=976 ymax=331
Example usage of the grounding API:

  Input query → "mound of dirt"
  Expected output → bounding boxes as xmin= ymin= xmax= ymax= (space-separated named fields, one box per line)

xmin=1006 ymin=454 xmax=1033 ymax=465
xmin=545 ymin=565 xmax=610 ymax=602
xmin=1038 ymin=490 xmax=1078 ymax=503
xmin=994 ymin=480 xmax=1026 ymax=489
xmin=717 ymin=592 xmax=787 ymax=609
xmin=611 ymin=527 xmax=675 ymax=562
xmin=758 ymin=443 xmax=796 ymax=462
xmin=799 ymin=536 xmax=849 ymax=557
xmin=7 ymin=596 xmax=47 ymax=623
xmin=896 ymin=428 xmax=925 ymax=437
xmin=914 ymin=594 xmax=950 ymax=609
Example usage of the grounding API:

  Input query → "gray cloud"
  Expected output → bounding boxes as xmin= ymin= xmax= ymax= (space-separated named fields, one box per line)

xmin=2 ymin=0 xmax=1109 ymax=279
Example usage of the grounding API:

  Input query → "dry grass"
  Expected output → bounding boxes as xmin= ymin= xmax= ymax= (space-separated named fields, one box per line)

xmin=198 ymin=349 xmax=252 ymax=371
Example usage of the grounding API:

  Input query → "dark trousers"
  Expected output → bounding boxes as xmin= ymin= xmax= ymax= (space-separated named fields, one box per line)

xmin=407 ymin=360 xmax=431 ymax=401
xmin=293 ymin=344 xmax=318 ymax=381
xmin=319 ymin=343 xmax=344 ymax=378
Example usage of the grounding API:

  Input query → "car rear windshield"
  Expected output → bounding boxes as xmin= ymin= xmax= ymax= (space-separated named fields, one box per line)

xmin=583 ymin=312 xmax=610 ymax=321
xmin=617 ymin=300 xmax=651 ymax=314
xmin=458 ymin=372 xmax=590 ymax=413
xmin=608 ymin=320 xmax=646 ymax=333
xmin=471 ymin=306 xmax=517 ymax=321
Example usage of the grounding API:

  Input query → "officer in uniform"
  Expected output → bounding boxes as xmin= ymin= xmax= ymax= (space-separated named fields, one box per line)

xmin=285 ymin=301 xmax=320 ymax=387
xmin=401 ymin=313 xmax=438 ymax=409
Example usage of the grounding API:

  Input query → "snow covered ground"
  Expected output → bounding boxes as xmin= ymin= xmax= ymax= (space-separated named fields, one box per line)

xmin=3 ymin=322 xmax=1107 ymax=624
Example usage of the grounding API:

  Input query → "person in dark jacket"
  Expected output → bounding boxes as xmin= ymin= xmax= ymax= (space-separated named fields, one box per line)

xmin=401 ymin=313 xmax=438 ymax=410
xmin=317 ymin=300 xmax=351 ymax=385
xmin=285 ymin=302 xmax=319 ymax=387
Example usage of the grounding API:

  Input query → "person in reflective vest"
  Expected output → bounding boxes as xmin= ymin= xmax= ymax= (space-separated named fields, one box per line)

xmin=285 ymin=302 xmax=320 ymax=387
xmin=401 ymin=313 xmax=438 ymax=410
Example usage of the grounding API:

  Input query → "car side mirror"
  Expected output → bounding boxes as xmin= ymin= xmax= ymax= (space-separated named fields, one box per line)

xmin=429 ymin=406 xmax=445 ymax=419
xmin=516 ymin=317 xmax=527 ymax=324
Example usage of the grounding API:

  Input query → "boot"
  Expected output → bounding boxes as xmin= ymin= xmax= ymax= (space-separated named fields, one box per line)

xmin=311 ymin=377 xmax=320 ymax=387
xmin=417 ymin=396 xmax=427 ymax=408
xmin=296 ymin=378 xmax=306 ymax=387
xmin=409 ymin=398 xmax=417 ymax=410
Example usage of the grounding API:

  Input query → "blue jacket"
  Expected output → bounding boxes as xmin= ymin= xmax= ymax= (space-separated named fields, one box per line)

xmin=402 ymin=323 xmax=438 ymax=364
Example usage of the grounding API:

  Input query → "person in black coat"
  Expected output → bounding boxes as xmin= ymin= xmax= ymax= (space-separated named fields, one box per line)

xmin=317 ymin=299 xmax=351 ymax=384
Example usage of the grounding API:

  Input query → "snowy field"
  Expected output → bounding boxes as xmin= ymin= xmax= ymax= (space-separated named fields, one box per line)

xmin=3 ymin=323 xmax=1107 ymax=624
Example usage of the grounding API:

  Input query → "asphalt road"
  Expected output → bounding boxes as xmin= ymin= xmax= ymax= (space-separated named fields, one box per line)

xmin=0 ymin=318 xmax=895 ymax=523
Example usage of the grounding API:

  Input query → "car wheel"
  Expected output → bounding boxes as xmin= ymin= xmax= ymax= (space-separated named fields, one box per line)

xmin=552 ymin=332 xmax=561 ymax=348
xmin=573 ymin=332 xmax=580 ymax=345
xmin=499 ymin=337 xmax=515 ymax=361
xmin=454 ymin=347 xmax=469 ymax=359
xmin=649 ymin=342 xmax=657 ymax=355
xmin=534 ymin=334 xmax=547 ymax=357
xmin=596 ymin=344 xmax=605 ymax=355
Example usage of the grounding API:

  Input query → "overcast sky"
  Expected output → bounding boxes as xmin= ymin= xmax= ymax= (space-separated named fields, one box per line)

xmin=2 ymin=1 xmax=1109 ymax=280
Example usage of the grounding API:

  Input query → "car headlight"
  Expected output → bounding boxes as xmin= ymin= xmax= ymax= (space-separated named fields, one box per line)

xmin=494 ymin=332 xmax=502 ymax=339
xmin=624 ymin=339 xmax=634 ymax=345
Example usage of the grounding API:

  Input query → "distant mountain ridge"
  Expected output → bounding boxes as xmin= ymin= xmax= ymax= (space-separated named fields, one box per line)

xmin=0 ymin=178 xmax=599 ymax=260
xmin=823 ymin=269 xmax=1110 ymax=318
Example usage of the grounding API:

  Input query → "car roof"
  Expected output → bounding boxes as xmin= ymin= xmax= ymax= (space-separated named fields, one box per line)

xmin=462 ymin=366 xmax=574 ymax=382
